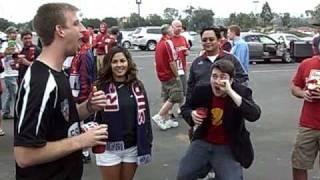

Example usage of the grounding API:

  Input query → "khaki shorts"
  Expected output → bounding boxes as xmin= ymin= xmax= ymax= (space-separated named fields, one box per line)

xmin=161 ymin=78 xmax=183 ymax=104
xmin=292 ymin=126 xmax=320 ymax=170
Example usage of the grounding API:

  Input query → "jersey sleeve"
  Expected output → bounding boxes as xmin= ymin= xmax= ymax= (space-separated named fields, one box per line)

xmin=14 ymin=67 xmax=57 ymax=147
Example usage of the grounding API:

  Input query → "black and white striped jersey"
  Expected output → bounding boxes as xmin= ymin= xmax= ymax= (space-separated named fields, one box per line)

xmin=14 ymin=60 xmax=83 ymax=180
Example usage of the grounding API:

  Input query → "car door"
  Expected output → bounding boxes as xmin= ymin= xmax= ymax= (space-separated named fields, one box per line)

xmin=258 ymin=35 xmax=278 ymax=56
xmin=243 ymin=35 xmax=263 ymax=58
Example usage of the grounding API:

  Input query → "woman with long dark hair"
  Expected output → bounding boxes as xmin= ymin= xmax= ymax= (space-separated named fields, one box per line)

xmin=95 ymin=46 xmax=153 ymax=180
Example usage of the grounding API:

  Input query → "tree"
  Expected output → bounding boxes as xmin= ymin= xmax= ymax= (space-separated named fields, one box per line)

xmin=190 ymin=8 xmax=214 ymax=31
xmin=280 ymin=13 xmax=291 ymax=27
xmin=123 ymin=13 xmax=146 ymax=28
xmin=305 ymin=4 xmax=320 ymax=25
xmin=102 ymin=17 xmax=118 ymax=27
xmin=145 ymin=14 xmax=163 ymax=26
xmin=17 ymin=21 xmax=33 ymax=31
xmin=81 ymin=18 xmax=101 ymax=28
xmin=260 ymin=2 xmax=273 ymax=27
xmin=227 ymin=13 xmax=257 ymax=31
xmin=0 ymin=18 xmax=15 ymax=32
xmin=182 ymin=6 xmax=195 ymax=30
xmin=163 ymin=8 xmax=180 ymax=21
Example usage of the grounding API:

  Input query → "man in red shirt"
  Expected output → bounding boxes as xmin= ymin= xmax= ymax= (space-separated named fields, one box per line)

xmin=171 ymin=20 xmax=190 ymax=118
xmin=153 ymin=24 xmax=184 ymax=130
xmin=93 ymin=22 xmax=108 ymax=72
xmin=291 ymin=41 xmax=320 ymax=180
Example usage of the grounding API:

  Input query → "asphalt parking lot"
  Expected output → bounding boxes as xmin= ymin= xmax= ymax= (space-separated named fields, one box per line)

xmin=1 ymin=39 xmax=320 ymax=180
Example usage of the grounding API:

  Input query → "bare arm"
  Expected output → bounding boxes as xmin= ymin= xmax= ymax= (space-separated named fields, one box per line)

xmin=77 ymin=90 xmax=107 ymax=121
xmin=14 ymin=125 xmax=108 ymax=168
xmin=169 ymin=61 xmax=178 ymax=78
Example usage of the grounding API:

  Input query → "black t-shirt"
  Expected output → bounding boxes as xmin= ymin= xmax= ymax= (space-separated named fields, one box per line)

xmin=116 ymin=82 xmax=137 ymax=148
xmin=14 ymin=60 xmax=83 ymax=180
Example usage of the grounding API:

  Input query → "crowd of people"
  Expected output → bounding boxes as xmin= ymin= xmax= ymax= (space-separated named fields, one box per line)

xmin=0 ymin=2 xmax=319 ymax=180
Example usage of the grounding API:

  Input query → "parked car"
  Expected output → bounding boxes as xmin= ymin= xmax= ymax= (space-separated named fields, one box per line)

xmin=269 ymin=33 xmax=301 ymax=49
xmin=131 ymin=26 xmax=193 ymax=51
xmin=121 ymin=31 xmax=134 ymax=49
xmin=269 ymin=33 xmax=314 ymax=62
xmin=241 ymin=32 xmax=292 ymax=63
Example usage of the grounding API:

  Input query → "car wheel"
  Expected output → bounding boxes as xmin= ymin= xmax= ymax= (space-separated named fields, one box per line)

xmin=147 ymin=41 xmax=157 ymax=51
xmin=282 ymin=51 xmax=293 ymax=63
xmin=122 ymin=41 xmax=131 ymax=49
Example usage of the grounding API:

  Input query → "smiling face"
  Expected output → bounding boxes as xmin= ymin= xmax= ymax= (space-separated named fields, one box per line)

xmin=22 ymin=34 xmax=33 ymax=47
xmin=111 ymin=52 xmax=129 ymax=82
xmin=201 ymin=30 xmax=220 ymax=54
xmin=210 ymin=67 xmax=233 ymax=97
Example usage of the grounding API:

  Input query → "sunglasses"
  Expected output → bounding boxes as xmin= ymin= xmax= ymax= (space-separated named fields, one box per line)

xmin=201 ymin=37 xmax=216 ymax=42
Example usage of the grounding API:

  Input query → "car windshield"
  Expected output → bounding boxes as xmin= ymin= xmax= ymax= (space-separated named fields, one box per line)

xmin=259 ymin=36 xmax=276 ymax=44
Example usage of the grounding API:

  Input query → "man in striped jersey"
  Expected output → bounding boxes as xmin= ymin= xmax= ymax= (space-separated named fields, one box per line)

xmin=13 ymin=3 xmax=108 ymax=180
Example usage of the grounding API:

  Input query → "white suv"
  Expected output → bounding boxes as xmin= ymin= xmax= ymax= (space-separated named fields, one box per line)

xmin=132 ymin=26 xmax=193 ymax=51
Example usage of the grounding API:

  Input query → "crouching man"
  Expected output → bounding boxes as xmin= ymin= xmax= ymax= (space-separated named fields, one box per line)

xmin=178 ymin=60 xmax=261 ymax=180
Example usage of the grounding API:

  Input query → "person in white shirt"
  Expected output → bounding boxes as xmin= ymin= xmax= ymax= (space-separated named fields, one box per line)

xmin=0 ymin=26 xmax=20 ymax=119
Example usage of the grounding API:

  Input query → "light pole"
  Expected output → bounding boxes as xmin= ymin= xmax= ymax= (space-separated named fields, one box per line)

xmin=252 ymin=0 xmax=259 ymax=15
xmin=136 ymin=0 xmax=142 ymax=16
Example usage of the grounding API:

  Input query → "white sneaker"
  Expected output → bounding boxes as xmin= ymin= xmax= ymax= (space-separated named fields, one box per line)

xmin=152 ymin=114 xmax=169 ymax=130
xmin=165 ymin=119 xmax=179 ymax=128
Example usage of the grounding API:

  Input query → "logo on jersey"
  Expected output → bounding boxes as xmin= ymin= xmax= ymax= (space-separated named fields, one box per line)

xmin=61 ymin=99 xmax=70 ymax=122
xmin=68 ymin=122 xmax=80 ymax=137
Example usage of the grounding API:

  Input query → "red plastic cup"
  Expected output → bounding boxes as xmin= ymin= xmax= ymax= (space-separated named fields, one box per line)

xmin=82 ymin=122 xmax=106 ymax=154
xmin=196 ymin=107 xmax=208 ymax=119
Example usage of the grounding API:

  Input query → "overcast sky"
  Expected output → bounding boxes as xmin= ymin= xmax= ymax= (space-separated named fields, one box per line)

xmin=0 ymin=0 xmax=318 ymax=23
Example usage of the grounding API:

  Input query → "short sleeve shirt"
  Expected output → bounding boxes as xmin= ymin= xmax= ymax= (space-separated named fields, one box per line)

xmin=14 ymin=60 xmax=83 ymax=180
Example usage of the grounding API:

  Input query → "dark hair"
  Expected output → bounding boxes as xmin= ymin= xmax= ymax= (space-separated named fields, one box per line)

xmin=200 ymin=26 xmax=221 ymax=39
xmin=210 ymin=59 xmax=235 ymax=79
xmin=219 ymin=25 xmax=228 ymax=38
xmin=33 ymin=3 xmax=79 ymax=46
xmin=228 ymin=25 xmax=241 ymax=36
xmin=96 ymin=46 xmax=138 ymax=88
xmin=20 ymin=30 xmax=33 ymax=39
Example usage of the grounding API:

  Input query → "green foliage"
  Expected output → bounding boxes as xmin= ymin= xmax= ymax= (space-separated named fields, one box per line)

xmin=227 ymin=12 xmax=258 ymax=31
xmin=260 ymin=2 xmax=274 ymax=27
xmin=102 ymin=17 xmax=118 ymax=27
xmin=81 ymin=18 xmax=101 ymax=29
xmin=190 ymin=8 xmax=214 ymax=31
xmin=163 ymin=8 xmax=180 ymax=21
xmin=146 ymin=14 xmax=163 ymax=26
xmin=0 ymin=18 xmax=15 ymax=32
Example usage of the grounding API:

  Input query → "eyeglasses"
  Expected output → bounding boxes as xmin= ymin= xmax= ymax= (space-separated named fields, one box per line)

xmin=201 ymin=37 xmax=216 ymax=42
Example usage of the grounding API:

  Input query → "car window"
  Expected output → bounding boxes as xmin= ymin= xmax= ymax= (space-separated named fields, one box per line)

xmin=244 ymin=35 xmax=259 ymax=42
xmin=147 ymin=28 xmax=161 ymax=34
xmin=259 ymin=35 xmax=276 ymax=44
xmin=285 ymin=35 xmax=300 ymax=41
xmin=134 ymin=28 xmax=141 ymax=34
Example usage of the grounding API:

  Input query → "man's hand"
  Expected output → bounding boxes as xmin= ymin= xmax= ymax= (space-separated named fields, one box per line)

xmin=191 ymin=110 xmax=204 ymax=125
xmin=218 ymin=79 xmax=232 ymax=94
xmin=307 ymin=89 xmax=320 ymax=101
xmin=87 ymin=90 xmax=107 ymax=112
xmin=78 ymin=124 xmax=108 ymax=149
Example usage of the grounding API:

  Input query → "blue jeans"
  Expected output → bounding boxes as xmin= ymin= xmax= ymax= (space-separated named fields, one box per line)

xmin=3 ymin=76 xmax=17 ymax=116
xmin=177 ymin=140 xmax=243 ymax=180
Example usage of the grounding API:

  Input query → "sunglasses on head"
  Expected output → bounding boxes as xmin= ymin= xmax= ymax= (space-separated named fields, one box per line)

xmin=201 ymin=37 xmax=216 ymax=42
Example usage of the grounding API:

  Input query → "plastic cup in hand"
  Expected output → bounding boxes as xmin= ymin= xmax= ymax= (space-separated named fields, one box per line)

xmin=194 ymin=107 xmax=208 ymax=132
xmin=81 ymin=122 xmax=106 ymax=154
xmin=196 ymin=107 xmax=208 ymax=119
